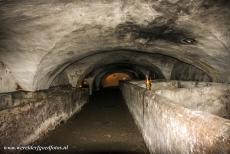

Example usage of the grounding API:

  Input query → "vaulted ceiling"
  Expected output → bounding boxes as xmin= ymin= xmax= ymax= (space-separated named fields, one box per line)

xmin=0 ymin=0 xmax=229 ymax=92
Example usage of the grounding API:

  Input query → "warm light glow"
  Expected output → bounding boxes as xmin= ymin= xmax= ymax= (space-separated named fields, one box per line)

xmin=102 ymin=73 xmax=131 ymax=87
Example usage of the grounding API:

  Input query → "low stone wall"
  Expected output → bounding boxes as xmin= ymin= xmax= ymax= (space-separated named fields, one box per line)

xmin=120 ymin=81 xmax=230 ymax=154
xmin=0 ymin=86 xmax=88 ymax=146
xmin=129 ymin=80 xmax=230 ymax=118
xmin=155 ymin=86 xmax=230 ymax=119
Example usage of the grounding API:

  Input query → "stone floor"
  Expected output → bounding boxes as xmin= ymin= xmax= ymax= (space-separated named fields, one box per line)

xmin=26 ymin=88 xmax=149 ymax=154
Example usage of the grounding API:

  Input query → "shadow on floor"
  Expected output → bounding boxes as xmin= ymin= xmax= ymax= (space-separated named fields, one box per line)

xmin=23 ymin=88 xmax=149 ymax=154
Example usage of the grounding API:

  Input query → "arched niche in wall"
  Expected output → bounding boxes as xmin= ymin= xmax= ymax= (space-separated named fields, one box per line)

xmin=82 ymin=63 xmax=165 ymax=92
xmin=48 ymin=51 xmax=215 ymax=92
xmin=170 ymin=61 xmax=213 ymax=82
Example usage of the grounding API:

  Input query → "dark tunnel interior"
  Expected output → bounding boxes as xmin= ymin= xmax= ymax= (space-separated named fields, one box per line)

xmin=0 ymin=0 xmax=230 ymax=154
xmin=28 ymin=88 xmax=149 ymax=154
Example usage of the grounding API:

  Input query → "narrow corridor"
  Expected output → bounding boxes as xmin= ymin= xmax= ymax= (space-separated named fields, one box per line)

xmin=32 ymin=88 xmax=149 ymax=154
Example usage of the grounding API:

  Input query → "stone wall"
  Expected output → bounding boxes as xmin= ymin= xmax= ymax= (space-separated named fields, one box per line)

xmin=171 ymin=62 xmax=212 ymax=82
xmin=0 ymin=62 xmax=18 ymax=93
xmin=50 ymin=52 xmax=177 ymax=89
xmin=120 ymin=81 xmax=230 ymax=154
xmin=129 ymin=80 xmax=230 ymax=118
xmin=0 ymin=86 xmax=88 ymax=146
xmin=155 ymin=86 xmax=230 ymax=119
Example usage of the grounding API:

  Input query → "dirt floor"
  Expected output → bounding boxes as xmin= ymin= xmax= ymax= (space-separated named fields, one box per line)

xmin=26 ymin=88 xmax=149 ymax=154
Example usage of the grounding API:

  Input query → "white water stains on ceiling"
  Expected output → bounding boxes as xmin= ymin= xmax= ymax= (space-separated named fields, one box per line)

xmin=0 ymin=0 xmax=229 ymax=92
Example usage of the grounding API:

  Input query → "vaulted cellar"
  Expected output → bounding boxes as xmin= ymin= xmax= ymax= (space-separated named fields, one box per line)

xmin=0 ymin=0 xmax=229 ymax=153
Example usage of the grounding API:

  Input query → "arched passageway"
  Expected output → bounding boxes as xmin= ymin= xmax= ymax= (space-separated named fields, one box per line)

xmin=101 ymin=72 xmax=132 ymax=88
xmin=33 ymin=88 xmax=150 ymax=154
xmin=30 ymin=64 xmax=158 ymax=153
xmin=0 ymin=1 xmax=229 ymax=153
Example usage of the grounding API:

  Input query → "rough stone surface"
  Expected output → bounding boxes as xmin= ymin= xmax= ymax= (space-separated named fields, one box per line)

xmin=51 ymin=51 xmax=212 ymax=91
xmin=121 ymin=81 xmax=230 ymax=154
xmin=0 ymin=86 xmax=88 ymax=146
xmin=129 ymin=80 xmax=230 ymax=118
xmin=0 ymin=0 xmax=230 ymax=92
xmin=0 ymin=61 xmax=18 ymax=93
xmin=51 ymin=51 xmax=177 ymax=89
xmin=155 ymin=86 xmax=230 ymax=119
xmin=171 ymin=61 xmax=212 ymax=81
